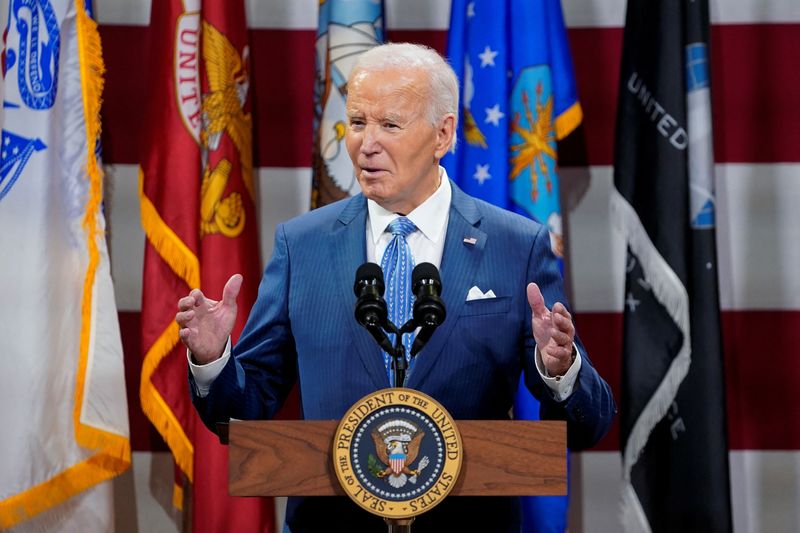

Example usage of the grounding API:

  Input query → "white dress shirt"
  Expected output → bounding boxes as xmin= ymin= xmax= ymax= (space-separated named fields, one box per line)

xmin=190 ymin=167 xmax=581 ymax=401
xmin=366 ymin=168 xmax=451 ymax=268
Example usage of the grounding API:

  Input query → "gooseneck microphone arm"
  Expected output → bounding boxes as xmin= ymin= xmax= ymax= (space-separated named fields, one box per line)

xmin=353 ymin=263 xmax=407 ymax=387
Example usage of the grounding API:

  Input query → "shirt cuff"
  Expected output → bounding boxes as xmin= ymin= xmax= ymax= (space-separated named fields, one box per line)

xmin=187 ymin=337 xmax=231 ymax=398
xmin=535 ymin=343 xmax=582 ymax=402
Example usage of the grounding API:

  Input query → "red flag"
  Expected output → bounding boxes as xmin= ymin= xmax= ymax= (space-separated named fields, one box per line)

xmin=139 ymin=1 xmax=271 ymax=531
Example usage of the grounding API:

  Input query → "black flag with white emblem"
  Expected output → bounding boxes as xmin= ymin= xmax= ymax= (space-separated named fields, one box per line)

xmin=612 ymin=0 xmax=732 ymax=531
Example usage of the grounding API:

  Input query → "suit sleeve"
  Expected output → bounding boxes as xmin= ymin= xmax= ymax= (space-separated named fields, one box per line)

xmin=190 ymin=223 xmax=298 ymax=432
xmin=521 ymin=224 xmax=617 ymax=450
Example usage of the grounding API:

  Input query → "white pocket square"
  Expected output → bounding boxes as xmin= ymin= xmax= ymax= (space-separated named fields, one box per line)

xmin=466 ymin=286 xmax=496 ymax=301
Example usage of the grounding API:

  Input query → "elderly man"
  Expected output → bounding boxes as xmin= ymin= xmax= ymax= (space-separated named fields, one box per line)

xmin=177 ymin=43 xmax=615 ymax=532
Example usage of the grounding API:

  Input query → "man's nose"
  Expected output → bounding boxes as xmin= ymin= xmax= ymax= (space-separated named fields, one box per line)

xmin=360 ymin=125 xmax=382 ymax=155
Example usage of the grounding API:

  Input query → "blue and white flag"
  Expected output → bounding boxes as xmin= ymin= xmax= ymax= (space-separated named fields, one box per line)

xmin=444 ymin=1 xmax=582 ymax=531
xmin=444 ymin=0 xmax=581 ymax=239
xmin=0 ymin=1 xmax=130 ymax=529
xmin=311 ymin=0 xmax=385 ymax=207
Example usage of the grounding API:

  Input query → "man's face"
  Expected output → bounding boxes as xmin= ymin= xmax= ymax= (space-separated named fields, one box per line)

xmin=345 ymin=67 xmax=454 ymax=214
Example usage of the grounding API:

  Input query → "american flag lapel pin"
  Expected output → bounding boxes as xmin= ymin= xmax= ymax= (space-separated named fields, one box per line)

xmin=463 ymin=237 xmax=477 ymax=245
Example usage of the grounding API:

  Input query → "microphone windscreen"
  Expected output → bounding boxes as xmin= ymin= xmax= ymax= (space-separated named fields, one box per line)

xmin=412 ymin=262 xmax=440 ymax=285
xmin=356 ymin=262 xmax=383 ymax=282
xmin=354 ymin=262 xmax=385 ymax=295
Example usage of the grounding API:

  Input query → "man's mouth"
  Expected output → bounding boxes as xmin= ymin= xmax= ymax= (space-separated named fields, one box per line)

xmin=360 ymin=167 xmax=386 ymax=177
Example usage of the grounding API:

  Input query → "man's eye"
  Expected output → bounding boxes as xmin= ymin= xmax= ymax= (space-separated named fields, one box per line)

xmin=384 ymin=122 xmax=399 ymax=129
xmin=350 ymin=119 xmax=365 ymax=127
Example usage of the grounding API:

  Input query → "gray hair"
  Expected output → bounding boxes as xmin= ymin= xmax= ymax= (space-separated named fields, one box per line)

xmin=350 ymin=43 xmax=459 ymax=150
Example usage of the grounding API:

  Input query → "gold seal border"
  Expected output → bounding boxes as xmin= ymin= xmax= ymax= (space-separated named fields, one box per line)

xmin=332 ymin=388 xmax=463 ymax=520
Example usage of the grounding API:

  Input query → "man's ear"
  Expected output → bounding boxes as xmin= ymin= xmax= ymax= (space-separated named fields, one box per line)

xmin=434 ymin=114 xmax=456 ymax=160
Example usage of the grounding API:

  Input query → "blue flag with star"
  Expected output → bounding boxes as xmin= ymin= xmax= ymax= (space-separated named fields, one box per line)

xmin=443 ymin=1 xmax=581 ymax=531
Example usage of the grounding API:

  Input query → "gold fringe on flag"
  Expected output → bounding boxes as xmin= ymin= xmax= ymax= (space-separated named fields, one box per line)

xmin=0 ymin=3 xmax=132 ymax=528
xmin=554 ymin=101 xmax=583 ymax=140
xmin=137 ymin=167 xmax=199 ymax=481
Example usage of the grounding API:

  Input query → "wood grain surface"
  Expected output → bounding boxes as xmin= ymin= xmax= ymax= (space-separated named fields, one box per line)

xmin=229 ymin=420 xmax=566 ymax=497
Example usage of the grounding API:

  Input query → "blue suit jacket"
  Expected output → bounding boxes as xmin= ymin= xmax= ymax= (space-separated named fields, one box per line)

xmin=191 ymin=181 xmax=615 ymax=531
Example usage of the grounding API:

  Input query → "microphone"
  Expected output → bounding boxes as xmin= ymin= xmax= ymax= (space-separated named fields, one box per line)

xmin=353 ymin=263 xmax=395 ymax=354
xmin=354 ymin=262 xmax=387 ymax=327
xmin=410 ymin=262 xmax=446 ymax=356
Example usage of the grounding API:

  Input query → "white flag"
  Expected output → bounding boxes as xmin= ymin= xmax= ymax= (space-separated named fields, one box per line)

xmin=0 ymin=0 xmax=130 ymax=529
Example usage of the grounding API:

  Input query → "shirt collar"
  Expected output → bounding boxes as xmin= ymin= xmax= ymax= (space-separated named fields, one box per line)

xmin=367 ymin=167 xmax=452 ymax=244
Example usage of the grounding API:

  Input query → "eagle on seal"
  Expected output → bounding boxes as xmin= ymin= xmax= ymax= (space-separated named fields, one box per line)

xmin=371 ymin=425 xmax=425 ymax=488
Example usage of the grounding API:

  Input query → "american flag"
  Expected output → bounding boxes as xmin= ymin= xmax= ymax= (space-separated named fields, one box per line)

xmin=95 ymin=0 xmax=799 ymax=530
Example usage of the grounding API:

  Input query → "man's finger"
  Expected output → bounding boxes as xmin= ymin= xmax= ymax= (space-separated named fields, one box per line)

xmin=552 ymin=330 xmax=572 ymax=346
xmin=189 ymin=288 xmax=205 ymax=308
xmin=177 ymin=294 xmax=196 ymax=311
xmin=552 ymin=302 xmax=570 ymax=319
xmin=545 ymin=345 xmax=573 ymax=359
xmin=552 ymin=312 xmax=574 ymax=332
xmin=222 ymin=274 xmax=243 ymax=307
xmin=176 ymin=309 xmax=195 ymax=327
xmin=526 ymin=283 xmax=549 ymax=317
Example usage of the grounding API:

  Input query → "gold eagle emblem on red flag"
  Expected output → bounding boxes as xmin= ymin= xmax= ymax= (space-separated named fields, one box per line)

xmin=199 ymin=20 xmax=253 ymax=238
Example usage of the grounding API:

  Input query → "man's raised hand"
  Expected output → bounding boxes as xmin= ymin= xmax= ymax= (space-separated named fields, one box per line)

xmin=527 ymin=282 xmax=575 ymax=377
xmin=176 ymin=274 xmax=242 ymax=364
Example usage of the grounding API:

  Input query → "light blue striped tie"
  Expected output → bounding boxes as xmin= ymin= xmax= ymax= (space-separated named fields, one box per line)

xmin=380 ymin=216 xmax=417 ymax=385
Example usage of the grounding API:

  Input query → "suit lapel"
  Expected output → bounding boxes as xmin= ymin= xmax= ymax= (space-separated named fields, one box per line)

xmin=407 ymin=183 xmax=486 ymax=388
xmin=330 ymin=195 xmax=390 ymax=390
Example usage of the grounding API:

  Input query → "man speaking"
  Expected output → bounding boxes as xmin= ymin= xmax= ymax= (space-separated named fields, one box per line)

xmin=176 ymin=43 xmax=615 ymax=532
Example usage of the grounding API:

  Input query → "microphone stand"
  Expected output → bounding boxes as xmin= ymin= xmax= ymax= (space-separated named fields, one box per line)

xmin=353 ymin=263 xmax=444 ymax=533
xmin=393 ymin=320 xmax=420 ymax=387
xmin=388 ymin=321 xmax=413 ymax=388
xmin=387 ymin=321 xmax=417 ymax=533
xmin=359 ymin=316 xmax=413 ymax=388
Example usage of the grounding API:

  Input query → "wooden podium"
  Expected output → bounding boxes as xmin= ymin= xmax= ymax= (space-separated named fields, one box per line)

xmin=225 ymin=419 xmax=566 ymax=498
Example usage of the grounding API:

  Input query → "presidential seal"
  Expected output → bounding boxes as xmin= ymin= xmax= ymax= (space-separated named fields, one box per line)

xmin=333 ymin=389 xmax=462 ymax=520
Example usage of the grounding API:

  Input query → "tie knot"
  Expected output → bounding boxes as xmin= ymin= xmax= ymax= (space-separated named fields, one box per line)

xmin=387 ymin=217 xmax=416 ymax=238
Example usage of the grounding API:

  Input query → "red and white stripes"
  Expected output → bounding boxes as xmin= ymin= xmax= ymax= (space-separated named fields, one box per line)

xmin=97 ymin=1 xmax=800 ymax=531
